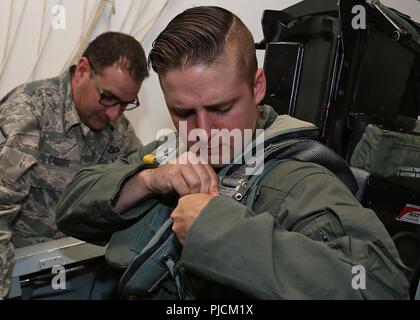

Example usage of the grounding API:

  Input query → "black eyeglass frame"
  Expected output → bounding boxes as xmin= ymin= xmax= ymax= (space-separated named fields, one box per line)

xmin=89 ymin=62 xmax=141 ymax=111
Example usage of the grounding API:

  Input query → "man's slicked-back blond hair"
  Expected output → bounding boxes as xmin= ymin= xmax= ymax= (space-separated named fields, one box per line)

xmin=149 ymin=6 xmax=257 ymax=89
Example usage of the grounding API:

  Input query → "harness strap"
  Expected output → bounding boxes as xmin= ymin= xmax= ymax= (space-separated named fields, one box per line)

xmin=219 ymin=139 xmax=358 ymax=204
xmin=163 ymin=256 xmax=183 ymax=300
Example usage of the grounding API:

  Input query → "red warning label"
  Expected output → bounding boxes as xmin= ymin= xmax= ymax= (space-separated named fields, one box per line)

xmin=397 ymin=204 xmax=420 ymax=225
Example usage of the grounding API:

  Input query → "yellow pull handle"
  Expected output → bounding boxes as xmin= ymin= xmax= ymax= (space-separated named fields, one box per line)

xmin=143 ymin=154 xmax=156 ymax=165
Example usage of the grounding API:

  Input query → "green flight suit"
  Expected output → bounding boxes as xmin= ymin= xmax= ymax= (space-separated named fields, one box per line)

xmin=56 ymin=105 xmax=410 ymax=299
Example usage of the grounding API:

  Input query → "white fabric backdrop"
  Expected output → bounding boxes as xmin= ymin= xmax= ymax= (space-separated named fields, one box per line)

xmin=0 ymin=0 xmax=419 ymax=143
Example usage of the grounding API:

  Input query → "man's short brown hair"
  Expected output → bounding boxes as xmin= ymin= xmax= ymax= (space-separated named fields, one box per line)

xmin=149 ymin=6 xmax=257 ymax=89
xmin=83 ymin=32 xmax=149 ymax=82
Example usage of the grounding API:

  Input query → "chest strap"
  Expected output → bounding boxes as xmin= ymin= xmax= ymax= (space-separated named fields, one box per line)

xmin=219 ymin=139 xmax=358 ymax=204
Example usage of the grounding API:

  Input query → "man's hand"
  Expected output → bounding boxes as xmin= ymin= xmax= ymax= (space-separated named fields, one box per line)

xmin=142 ymin=151 xmax=219 ymax=197
xmin=113 ymin=151 xmax=219 ymax=213
xmin=171 ymin=193 xmax=215 ymax=244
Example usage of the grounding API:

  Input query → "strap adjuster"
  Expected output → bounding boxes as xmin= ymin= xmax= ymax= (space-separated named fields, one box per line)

xmin=219 ymin=177 xmax=250 ymax=202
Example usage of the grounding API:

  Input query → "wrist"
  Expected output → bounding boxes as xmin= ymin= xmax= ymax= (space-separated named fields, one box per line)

xmin=137 ymin=168 xmax=155 ymax=197
xmin=112 ymin=168 xmax=156 ymax=213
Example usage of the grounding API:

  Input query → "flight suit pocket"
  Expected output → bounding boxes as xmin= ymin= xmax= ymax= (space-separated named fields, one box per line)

xmin=329 ymin=236 xmax=410 ymax=298
xmin=251 ymin=186 xmax=287 ymax=216
xmin=106 ymin=205 xmax=171 ymax=268
xmin=293 ymin=211 xmax=345 ymax=243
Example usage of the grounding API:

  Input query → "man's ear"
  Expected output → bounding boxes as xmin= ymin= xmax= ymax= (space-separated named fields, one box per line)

xmin=253 ymin=68 xmax=266 ymax=105
xmin=74 ymin=57 xmax=91 ymax=80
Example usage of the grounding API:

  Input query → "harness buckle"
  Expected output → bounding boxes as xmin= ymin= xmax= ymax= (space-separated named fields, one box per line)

xmin=219 ymin=177 xmax=250 ymax=202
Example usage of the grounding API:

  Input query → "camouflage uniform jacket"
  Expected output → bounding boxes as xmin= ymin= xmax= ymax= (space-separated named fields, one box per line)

xmin=0 ymin=70 xmax=142 ymax=298
xmin=56 ymin=105 xmax=410 ymax=299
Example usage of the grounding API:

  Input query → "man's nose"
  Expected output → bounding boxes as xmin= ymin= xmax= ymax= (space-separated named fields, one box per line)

xmin=105 ymin=105 xmax=123 ymax=122
xmin=196 ymin=112 xmax=212 ymax=137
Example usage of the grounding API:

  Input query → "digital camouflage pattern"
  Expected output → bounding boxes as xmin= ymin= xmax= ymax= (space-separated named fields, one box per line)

xmin=0 ymin=69 xmax=142 ymax=298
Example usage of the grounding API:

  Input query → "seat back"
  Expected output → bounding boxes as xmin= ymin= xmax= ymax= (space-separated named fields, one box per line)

xmin=350 ymin=167 xmax=370 ymax=202
xmin=350 ymin=167 xmax=420 ymax=299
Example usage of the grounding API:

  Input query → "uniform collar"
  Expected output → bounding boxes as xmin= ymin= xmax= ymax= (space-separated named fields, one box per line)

xmin=61 ymin=67 xmax=82 ymax=134
xmin=256 ymin=105 xmax=278 ymax=130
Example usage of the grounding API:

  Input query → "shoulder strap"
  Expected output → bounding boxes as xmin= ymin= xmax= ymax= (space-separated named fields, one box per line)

xmin=270 ymin=139 xmax=358 ymax=193
xmin=219 ymin=137 xmax=358 ymax=206
xmin=116 ymin=124 xmax=358 ymax=299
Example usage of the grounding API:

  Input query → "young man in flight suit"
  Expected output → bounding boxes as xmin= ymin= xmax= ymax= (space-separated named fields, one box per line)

xmin=56 ymin=7 xmax=409 ymax=299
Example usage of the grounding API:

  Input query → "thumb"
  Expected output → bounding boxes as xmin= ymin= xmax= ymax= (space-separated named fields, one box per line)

xmin=204 ymin=164 xmax=219 ymax=196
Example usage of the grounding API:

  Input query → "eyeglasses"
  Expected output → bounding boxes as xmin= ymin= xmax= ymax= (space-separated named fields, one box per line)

xmin=90 ymin=65 xmax=140 ymax=111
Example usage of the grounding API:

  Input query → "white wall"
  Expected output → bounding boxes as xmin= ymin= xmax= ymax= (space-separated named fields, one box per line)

xmin=0 ymin=0 xmax=419 ymax=144
xmin=134 ymin=0 xmax=420 ymax=143
xmin=134 ymin=0 xmax=302 ymax=143
xmin=0 ymin=0 xmax=171 ymax=96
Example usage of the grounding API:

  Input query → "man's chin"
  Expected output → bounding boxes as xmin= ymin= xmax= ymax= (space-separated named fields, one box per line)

xmin=88 ymin=120 xmax=109 ymax=131
xmin=210 ymin=162 xmax=228 ymax=169
xmin=207 ymin=151 xmax=237 ymax=169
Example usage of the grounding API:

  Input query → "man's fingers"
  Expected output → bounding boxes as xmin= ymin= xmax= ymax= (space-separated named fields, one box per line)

xmin=193 ymin=163 xmax=213 ymax=194
xmin=172 ymin=172 xmax=190 ymax=196
xmin=179 ymin=163 xmax=203 ymax=194
xmin=187 ymin=151 xmax=219 ymax=195
xmin=180 ymin=152 xmax=215 ymax=195
xmin=156 ymin=152 xmax=219 ymax=197
xmin=203 ymin=164 xmax=219 ymax=195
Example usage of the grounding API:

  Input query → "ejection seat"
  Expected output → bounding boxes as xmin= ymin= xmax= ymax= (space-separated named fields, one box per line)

xmin=258 ymin=0 xmax=420 ymax=299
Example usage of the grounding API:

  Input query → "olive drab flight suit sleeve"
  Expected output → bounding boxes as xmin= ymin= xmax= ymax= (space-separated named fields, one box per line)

xmin=179 ymin=160 xmax=410 ymax=299
xmin=0 ymin=95 xmax=42 ymax=299
xmin=56 ymin=140 xmax=160 ymax=245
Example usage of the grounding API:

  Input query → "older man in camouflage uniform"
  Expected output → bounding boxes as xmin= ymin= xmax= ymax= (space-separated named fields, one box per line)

xmin=0 ymin=32 xmax=148 ymax=298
